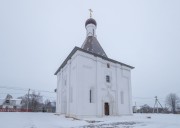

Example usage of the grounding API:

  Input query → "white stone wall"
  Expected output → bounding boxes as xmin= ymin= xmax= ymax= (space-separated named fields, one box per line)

xmin=56 ymin=50 xmax=133 ymax=117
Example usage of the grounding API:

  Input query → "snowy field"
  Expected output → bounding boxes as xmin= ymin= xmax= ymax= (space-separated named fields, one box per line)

xmin=0 ymin=112 xmax=180 ymax=128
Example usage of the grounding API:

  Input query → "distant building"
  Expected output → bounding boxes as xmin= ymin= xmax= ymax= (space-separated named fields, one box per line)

xmin=55 ymin=16 xmax=134 ymax=117
xmin=133 ymin=106 xmax=137 ymax=113
xmin=176 ymin=107 xmax=180 ymax=114
xmin=43 ymin=101 xmax=56 ymax=113
xmin=0 ymin=94 xmax=22 ymax=111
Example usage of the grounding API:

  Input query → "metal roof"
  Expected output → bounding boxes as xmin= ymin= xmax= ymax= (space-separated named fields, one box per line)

xmin=85 ymin=18 xmax=97 ymax=27
xmin=81 ymin=36 xmax=107 ymax=57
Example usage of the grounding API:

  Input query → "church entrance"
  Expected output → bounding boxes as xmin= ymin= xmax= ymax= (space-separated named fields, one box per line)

xmin=104 ymin=102 xmax=109 ymax=115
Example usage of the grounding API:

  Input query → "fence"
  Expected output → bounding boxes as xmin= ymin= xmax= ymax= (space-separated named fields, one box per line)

xmin=0 ymin=108 xmax=32 ymax=112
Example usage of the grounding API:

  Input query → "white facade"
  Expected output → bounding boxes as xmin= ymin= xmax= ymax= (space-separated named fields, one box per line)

xmin=55 ymin=17 xmax=134 ymax=117
xmin=56 ymin=50 xmax=133 ymax=117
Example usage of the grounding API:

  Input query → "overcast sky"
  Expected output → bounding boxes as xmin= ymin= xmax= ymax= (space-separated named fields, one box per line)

xmin=0 ymin=0 xmax=180 ymax=106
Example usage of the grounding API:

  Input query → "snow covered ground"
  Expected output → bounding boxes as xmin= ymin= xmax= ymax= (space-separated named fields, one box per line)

xmin=0 ymin=112 xmax=180 ymax=128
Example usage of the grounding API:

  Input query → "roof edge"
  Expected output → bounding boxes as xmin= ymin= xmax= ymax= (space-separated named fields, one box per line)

xmin=54 ymin=47 xmax=134 ymax=75
xmin=54 ymin=46 xmax=79 ymax=75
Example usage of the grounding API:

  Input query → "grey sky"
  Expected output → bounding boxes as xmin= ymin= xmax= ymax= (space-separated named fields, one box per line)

xmin=0 ymin=0 xmax=180 ymax=106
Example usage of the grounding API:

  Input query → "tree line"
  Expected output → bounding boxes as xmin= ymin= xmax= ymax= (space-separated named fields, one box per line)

xmin=134 ymin=93 xmax=180 ymax=114
xmin=18 ymin=91 xmax=55 ymax=112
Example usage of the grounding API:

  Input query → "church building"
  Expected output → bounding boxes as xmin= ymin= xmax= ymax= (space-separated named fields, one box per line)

xmin=55 ymin=15 xmax=134 ymax=117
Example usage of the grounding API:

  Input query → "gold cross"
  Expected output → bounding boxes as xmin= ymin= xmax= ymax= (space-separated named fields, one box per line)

xmin=89 ymin=9 xmax=93 ymax=18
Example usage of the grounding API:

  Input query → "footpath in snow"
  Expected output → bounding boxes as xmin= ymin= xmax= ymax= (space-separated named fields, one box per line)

xmin=0 ymin=112 xmax=180 ymax=128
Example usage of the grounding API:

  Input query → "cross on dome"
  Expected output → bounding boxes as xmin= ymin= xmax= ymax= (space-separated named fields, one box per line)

xmin=89 ymin=9 xmax=93 ymax=18
xmin=81 ymin=10 xmax=107 ymax=57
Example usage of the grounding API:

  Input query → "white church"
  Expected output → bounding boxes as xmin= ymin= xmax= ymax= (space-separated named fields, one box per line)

xmin=55 ymin=15 xmax=134 ymax=117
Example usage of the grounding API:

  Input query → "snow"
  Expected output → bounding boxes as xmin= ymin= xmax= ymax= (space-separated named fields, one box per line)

xmin=0 ymin=112 xmax=87 ymax=128
xmin=0 ymin=113 xmax=180 ymax=128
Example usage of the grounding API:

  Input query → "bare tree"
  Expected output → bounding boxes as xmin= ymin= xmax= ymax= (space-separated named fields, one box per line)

xmin=30 ymin=91 xmax=43 ymax=111
xmin=43 ymin=99 xmax=52 ymax=112
xmin=140 ymin=104 xmax=152 ymax=113
xmin=19 ymin=91 xmax=43 ymax=112
xmin=165 ymin=93 xmax=180 ymax=114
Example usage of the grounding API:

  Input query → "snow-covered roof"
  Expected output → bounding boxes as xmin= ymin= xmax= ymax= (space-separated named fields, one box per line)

xmin=11 ymin=99 xmax=22 ymax=106
xmin=11 ymin=99 xmax=22 ymax=101
xmin=0 ymin=98 xmax=22 ymax=106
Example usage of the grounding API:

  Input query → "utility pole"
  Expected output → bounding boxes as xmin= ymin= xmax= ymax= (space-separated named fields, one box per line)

xmin=26 ymin=89 xmax=30 ymax=112
xmin=153 ymin=96 xmax=164 ymax=113
xmin=134 ymin=102 xmax=137 ymax=113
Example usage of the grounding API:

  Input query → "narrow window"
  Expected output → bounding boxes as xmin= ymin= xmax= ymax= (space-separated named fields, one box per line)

xmin=93 ymin=29 xmax=94 ymax=36
xmin=90 ymin=89 xmax=92 ymax=103
xmin=106 ymin=75 xmax=110 ymax=83
xmin=107 ymin=63 xmax=110 ymax=68
xmin=121 ymin=91 xmax=124 ymax=104
xmin=89 ymin=88 xmax=95 ymax=103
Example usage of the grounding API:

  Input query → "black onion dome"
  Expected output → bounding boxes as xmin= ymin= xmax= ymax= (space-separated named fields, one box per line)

xmin=85 ymin=18 xmax=97 ymax=27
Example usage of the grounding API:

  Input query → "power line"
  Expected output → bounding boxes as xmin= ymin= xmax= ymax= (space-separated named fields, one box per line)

xmin=0 ymin=86 xmax=55 ymax=94
xmin=133 ymin=96 xmax=165 ymax=100
xmin=132 ymin=96 xmax=153 ymax=99
xmin=0 ymin=92 xmax=25 ymax=94
xmin=42 ymin=95 xmax=56 ymax=99
xmin=0 ymin=86 xmax=27 ymax=91
xmin=30 ymin=89 xmax=55 ymax=94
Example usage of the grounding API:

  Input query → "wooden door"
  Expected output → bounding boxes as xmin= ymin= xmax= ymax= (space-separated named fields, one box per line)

xmin=104 ymin=102 xmax=109 ymax=115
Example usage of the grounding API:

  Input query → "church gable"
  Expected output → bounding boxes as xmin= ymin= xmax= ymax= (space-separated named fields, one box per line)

xmin=54 ymin=47 xmax=134 ymax=75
